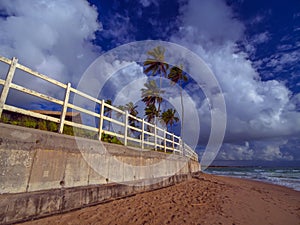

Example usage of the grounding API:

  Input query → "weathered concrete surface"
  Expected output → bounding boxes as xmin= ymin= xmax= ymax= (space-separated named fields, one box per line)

xmin=0 ymin=174 xmax=193 ymax=225
xmin=0 ymin=123 xmax=200 ymax=194
xmin=0 ymin=123 xmax=200 ymax=224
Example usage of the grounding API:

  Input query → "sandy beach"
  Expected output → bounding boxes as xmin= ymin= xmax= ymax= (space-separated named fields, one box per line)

xmin=17 ymin=173 xmax=300 ymax=225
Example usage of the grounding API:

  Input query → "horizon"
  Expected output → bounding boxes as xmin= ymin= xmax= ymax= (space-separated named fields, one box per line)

xmin=208 ymin=159 xmax=300 ymax=168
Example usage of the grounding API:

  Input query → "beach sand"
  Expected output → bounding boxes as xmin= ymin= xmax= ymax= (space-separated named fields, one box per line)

xmin=17 ymin=173 xmax=300 ymax=225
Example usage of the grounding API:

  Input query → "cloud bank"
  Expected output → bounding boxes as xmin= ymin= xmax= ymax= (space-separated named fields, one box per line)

xmin=0 ymin=0 xmax=101 ymax=91
xmin=171 ymin=0 xmax=300 ymax=160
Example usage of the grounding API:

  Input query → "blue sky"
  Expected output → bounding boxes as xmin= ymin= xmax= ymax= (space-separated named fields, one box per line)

xmin=0 ymin=0 xmax=299 ymax=164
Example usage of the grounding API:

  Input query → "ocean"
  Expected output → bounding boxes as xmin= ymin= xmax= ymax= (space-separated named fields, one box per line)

xmin=205 ymin=167 xmax=300 ymax=191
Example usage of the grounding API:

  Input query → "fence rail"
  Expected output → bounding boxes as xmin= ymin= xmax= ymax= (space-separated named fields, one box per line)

xmin=0 ymin=56 xmax=198 ymax=161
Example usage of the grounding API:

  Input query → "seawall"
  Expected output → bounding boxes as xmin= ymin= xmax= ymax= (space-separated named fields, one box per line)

xmin=0 ymin=123 xmax=200 ymax=224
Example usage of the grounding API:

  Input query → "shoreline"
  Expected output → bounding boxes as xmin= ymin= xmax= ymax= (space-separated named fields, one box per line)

xmin=205 ymin=166 xmax=300 ymax=192
xmin=17 ymin=173 xmax=300 ymax=225
xmin=205 ymin=172 xmax=300 ymax=192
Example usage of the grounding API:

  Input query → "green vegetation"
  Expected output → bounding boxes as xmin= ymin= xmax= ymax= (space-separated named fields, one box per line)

xmin=124 ymin=101 xmax=138 ymax=127
xmin=143 ymin=46 xmax=169 ymax=120
xmin=47 ymin=121 xmax=58 ymax=132
xmin=104 ymin=99 xmax=113 ymax=131
xmin=37 ymin=120 xmax=47 ymax=130
xmin=161 ymin=108 xmax=179 ymax=130
xmin=0 ymin=113 xmax=41 ymax=128
xmin=101 ymin=133 xmax=122 ymax=145
xmin=0 ymin=111 xmax=120 ymax=143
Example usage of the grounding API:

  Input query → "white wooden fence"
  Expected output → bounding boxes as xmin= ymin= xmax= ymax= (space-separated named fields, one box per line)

xmin=0 ymin=56 xmax=198 ymax=161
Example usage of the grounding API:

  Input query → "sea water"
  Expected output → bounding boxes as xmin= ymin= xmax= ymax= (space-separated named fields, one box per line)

xmin=205 ymin=167 xmax=300 ymax=191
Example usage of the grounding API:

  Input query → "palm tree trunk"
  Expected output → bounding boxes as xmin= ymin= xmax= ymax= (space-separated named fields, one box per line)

xmin=157 ymin=75 xmax=163 ymax=125
xmin=180 ymin=80 xmax=185 ymax=153
xmin=109 ymin=111 xmax=112 ymax=131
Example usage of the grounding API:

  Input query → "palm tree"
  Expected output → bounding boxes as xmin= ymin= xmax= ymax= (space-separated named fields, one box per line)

xmin=144 ymin=104 xmax=159 ymax=123
xmin=141 ymin=80 xmax=164 ymax=121
xmin=143 ymin=46 xmax=169 ymax=78
xmin=116 ymin=105 xmax=125 ymax=122
xmin=168 ymin=65 xmax=188 ymax=147
xmin=125 ymin=102 xmax=138 ymax=117
xmin=124 ymin=102 xmax=138 ymax=127
xmin=161 ymin=108 xmax=179 ymax=132
xmin=104 ymin=99 xmax=112 ymax=131
xmin=143 ymin=46 xmax=169 ymax=117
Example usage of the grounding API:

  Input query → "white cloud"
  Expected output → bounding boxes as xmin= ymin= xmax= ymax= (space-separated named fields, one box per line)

xmin=252 ymin=32 xmax=270 ymax=44
xmin=178 ymin=0 xmax=245 ymax=45
xmin=263 ymin=50 xmax=300 ymax=73
xmin=254 ymin=32 xmax=300 ymax=73
xmin=218 ymin=139 xmax=295 ymax=161
xmin=218 ymin=142 xmax=254 ymax=160
xmin=100 ymin=13 xmax=136 ymax=46
xmin=171 ymin=0 xmax=300 ymax=147
xmin=254 ymin=139 xmax=295 ymax=161
xmin=249 ymin=10 xmax=272 ymax=25
xmin=0 ymin=0 xmax=101 ymax=103
xmin=258 ymin=145 xmax=293 ymax=161
xmin=241 ymin=32 xmax=270 ymax=57
xmin=277 ymin=44 xmax=294 ymax=51
xmin=139 ymin=0 xmax=158 ymax=7
xmin=250 ymin=15 xmax=264 ymax=24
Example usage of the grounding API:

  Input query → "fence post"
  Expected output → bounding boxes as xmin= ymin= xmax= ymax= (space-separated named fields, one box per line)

xmin=164 ymin=129 xmax=167 ymax=152
xmin=154 ymin=124 xmax=157 ymax=151
xmin=179 ymin=137 xmax=183 ymax=156
xmin=58 ymin=83 xmax=71 ymax=133
xmin=124 ymin=110 xmax=128 ymax=146
xmin=98 ymin=99 xmax=105 ymax=141
xmin=141 ymin=118 xmax=145 ymax=149
xmin=172 ymin=133 xmax=175 ymax=151
xmin=0 ymin=57 xmax=18 ymax=118
xmin=178 ymin=137 xmax=180 ymax=155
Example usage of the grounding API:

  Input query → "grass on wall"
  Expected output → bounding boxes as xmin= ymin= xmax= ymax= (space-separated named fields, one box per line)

xmin=0 ymin=111 xmax=122 ymax=145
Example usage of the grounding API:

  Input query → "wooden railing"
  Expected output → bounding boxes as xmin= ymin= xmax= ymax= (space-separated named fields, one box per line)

xmin=0 ymin=56 xmax=198 ymax=161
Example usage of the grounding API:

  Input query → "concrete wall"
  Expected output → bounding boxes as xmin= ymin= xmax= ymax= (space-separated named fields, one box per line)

xmin=0 ymin=123 xmax=200 ymax=224
xmin=0 ymin=174 xmax=195 ymax=224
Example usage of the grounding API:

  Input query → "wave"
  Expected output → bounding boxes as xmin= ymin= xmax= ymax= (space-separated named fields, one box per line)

xmin=205 ymin=167 xmax=300 ymax=191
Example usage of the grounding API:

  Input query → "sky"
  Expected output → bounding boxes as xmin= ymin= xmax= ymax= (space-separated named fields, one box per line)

xmin=0 ymin=0 xmax=299 ymax=164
